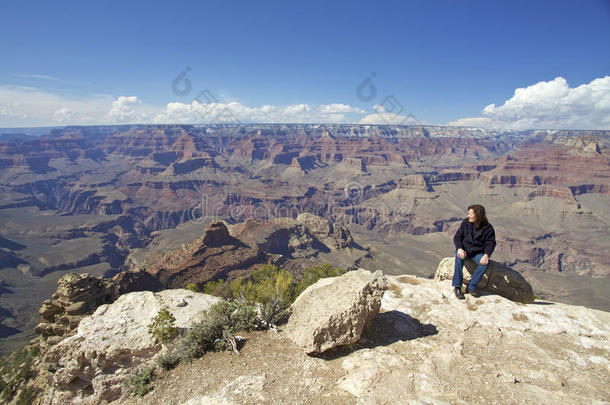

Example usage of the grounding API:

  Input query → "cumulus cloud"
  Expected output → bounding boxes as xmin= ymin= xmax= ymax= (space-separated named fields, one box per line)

xmin=106 ymin=96 xmax=147 ymax=123
xmin=152 ymin=100 xmax=365 ymax=124
xmin=449 ymin=76 xmax=610 ymax=130
xmin=0 ymin=85 xmax=372 ymax=127
xmin=53 ymin=107 xmax=76 ymax=123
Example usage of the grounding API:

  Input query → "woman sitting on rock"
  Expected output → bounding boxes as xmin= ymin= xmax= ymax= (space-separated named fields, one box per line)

xmin=452 ymin=204 xmax=496 ymax=299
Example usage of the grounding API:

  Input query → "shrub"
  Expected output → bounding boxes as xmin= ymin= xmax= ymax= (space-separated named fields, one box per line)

xmin=125 ymin=366 xmax=156 ymax=397
xmin=148 ymin=308 xmax=179 ymax=343
xmin=155 ymin=350 xmax=182 ymax=371
xmin=182 ymin=300 xmax=257 ymax=361
xmin=203 ymin=278 xmax=232 ymax=298
xmin=294 ymin=264 xmax=345 ymax=298
xmin=185 ymin=283 xmax=200 ymax=293
xmin=231 ymin=264 xmax=295 ymax=324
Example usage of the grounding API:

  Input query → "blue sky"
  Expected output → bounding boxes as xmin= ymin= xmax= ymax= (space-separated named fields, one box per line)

xmin=1 ymin=0 xmax=609 ymax=129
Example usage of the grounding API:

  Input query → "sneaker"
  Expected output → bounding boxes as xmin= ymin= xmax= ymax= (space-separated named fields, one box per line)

xmin=454 ymin=287 xmax=465 ymax=300
xmin=468 ymin=288 xmax=481 ymax=298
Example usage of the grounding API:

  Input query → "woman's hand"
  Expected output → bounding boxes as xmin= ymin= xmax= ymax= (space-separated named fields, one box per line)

xmin=457 ymin=249 xmax=466 ymax=259
xmin=480 ymin=254 xmax=489 ymax=265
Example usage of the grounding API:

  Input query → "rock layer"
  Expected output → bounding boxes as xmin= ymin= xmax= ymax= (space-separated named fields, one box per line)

xmin=35 ymin=273 xmax=115 ymax=347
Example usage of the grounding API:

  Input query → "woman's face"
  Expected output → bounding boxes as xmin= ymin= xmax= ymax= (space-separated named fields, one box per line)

xmin=468 ymin=208 xmax=476 ymax=222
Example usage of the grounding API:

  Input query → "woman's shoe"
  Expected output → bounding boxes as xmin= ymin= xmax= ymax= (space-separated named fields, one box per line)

xmin=454 ymin=287 xmax=465 ymax=300
xmin=468 ymin=288 xmax=481 ymax=298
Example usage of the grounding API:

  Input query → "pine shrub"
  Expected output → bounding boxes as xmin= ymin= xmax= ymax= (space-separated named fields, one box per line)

xmin=148 ymin=307 xmax=179 ymax=343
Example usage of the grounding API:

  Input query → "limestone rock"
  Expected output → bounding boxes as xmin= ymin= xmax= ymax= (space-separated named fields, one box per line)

xmin=51 ymin=273 xmax=114 ymax=306
xmin=34 ymin=273 xmax=115 ymax=344
xmin=434 ymin=257 xmax=535 ymax=303
xmin=284 ymin=269 xmax=388 ymax=354
xmin=44 ymin=289 xmax=221 ymax=404
xmin=39 ymin=300 xmax=62 ymax=322
xmin=338 ymin=348 xmax=407 ymax=397
xmin=334 ymin=274 xmax=610 ymax=404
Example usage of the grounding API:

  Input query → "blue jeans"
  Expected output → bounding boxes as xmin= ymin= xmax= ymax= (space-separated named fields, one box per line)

xmin=452 ymin=251 xmax=489 ymax=292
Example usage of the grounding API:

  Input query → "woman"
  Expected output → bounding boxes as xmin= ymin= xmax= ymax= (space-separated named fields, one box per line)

xmin=452 ymin=204 xmax=496 ymax=299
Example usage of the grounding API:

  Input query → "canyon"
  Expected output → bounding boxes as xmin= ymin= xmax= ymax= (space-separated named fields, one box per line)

xmin=0 ymin=124 xmax=609 ymax=354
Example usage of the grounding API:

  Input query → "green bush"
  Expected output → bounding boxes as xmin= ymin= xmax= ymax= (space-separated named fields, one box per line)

xmin=125 ymin=366 xmax=156 ymax=397
xmin=225 ymin=263 xmax=345 ymax=325
xmin=231 ymin=264 xmax=295 ymax=324
xmin=148 ymin=308 xmax=179 ymax=343
xmin=185 ymin=283 xmax=200 ymax=293
xmin=155 ymin=350 xmax=182 ymax=371
xmin=203 ymin=278 xmax=232 ymax=298
xmin=294 ymin=264 xmax=345 ymax=298
xmin=182 ymin=300 xmax=257 ymax=361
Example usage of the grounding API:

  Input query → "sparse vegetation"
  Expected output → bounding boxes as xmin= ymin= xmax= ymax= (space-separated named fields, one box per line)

xmin=155 ymin=350 xmax=182 ymax=371
xmin=203 ymin=278 xmax=230 ymax=297
xmin=203 ymin=263 xmax=346 ymax=325
xmin=181 ymin=300 xmax=258 ymax=361
xmin=0 ymin=343 xmax=40 ymax=403
xmin=148 ymin=307 xmax=179 ymax=343
xmin=231 ymin=264 xmax=295 ymax=324
xmin=185 ymin=283 xmax=200 ymax=292
xmin=125 ymin=366 xmax=156 ymax=397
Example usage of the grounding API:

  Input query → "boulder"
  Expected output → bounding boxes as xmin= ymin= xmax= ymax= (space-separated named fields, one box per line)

xmin=434 ymin=257 xmax=535 ymax=303
xmin=284 ymin=269 xmax=388 ymax=354
xmin=44 ymin=289 xmax=221 ymax=404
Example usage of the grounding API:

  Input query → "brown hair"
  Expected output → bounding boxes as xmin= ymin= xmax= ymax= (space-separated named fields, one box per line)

xmin=467 ymin=204 xmax=488 ymax=229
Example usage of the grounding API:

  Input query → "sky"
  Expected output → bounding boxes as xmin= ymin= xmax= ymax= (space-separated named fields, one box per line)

xmin=1 ymin=0 xmax=609 ymax=130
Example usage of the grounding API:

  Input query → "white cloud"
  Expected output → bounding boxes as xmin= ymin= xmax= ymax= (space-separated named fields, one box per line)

xmin=449 ymin=76 xmax=610 ymax=130
xmin=0 ymin=85 xmax=379 ymax=127
xmin=53 ymin=107 xmax=76 ymax=123
xmin=0 ymin=85 xmax=115 ymax=127
xmin=0 ymin=86 xmax=164 ymax=126
xmin=446 ymin=117 xmax=493 ymax=128
xmin=152 ymin=100 xmax=364 ymax=124
xmin=106 ymin=96 xmax=147 ymax=123
xmin=319 ymin=103 xmax=366 ymax=114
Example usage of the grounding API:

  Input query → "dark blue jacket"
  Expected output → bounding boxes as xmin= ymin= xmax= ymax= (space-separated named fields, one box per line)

xmin=453 ymin=219 xmax=496 ymax=257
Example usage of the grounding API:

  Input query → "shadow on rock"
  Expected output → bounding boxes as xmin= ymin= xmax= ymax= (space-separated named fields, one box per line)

xmin=365 ymin=310 xmax=438 ymax=346
xmin=312 ymin=310 xmax=437 ymax=360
